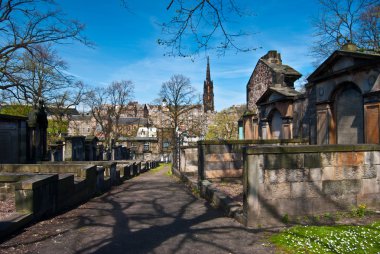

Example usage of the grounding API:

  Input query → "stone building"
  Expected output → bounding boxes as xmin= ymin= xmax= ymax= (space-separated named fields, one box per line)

xmin=244 ymin=50 xmax=302 ymax=140
xmin=68 ymin=113 xmax=96 ymax=137
xmin=244 ymin=44 xmax=380 ymax=145
xmin=122 ymin=102 xmax=149 ymax=118
xmin=306 ymin=43 xmax=380 ymax=144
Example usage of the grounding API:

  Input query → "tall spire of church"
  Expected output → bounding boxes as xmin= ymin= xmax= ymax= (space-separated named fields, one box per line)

xmin=203 ymin=56 xmax=214 ymax=113
xmin=206 ymin=56 xmax=211 ymax=81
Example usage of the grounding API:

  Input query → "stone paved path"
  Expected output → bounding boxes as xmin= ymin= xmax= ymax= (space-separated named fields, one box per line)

xmin=0 ymin=165 xmax=277 ymax=254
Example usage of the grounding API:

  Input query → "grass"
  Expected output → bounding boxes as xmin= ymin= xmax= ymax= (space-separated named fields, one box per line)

xmin=149 ymin=162 xmax=173 ymax=176
xmin=149 ymin=163 xmax=172 ymax=173
xmin=166 ymin=164 xmax=173 ymax=176
xmin=271 ymin=221 xmax=380 ymax=254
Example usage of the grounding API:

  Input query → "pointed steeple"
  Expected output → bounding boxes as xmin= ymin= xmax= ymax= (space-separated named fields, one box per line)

xmin=206 ymin=56 xmax=211 ymax=81
xmin=203 ymin=56 xmax=214 ymax=113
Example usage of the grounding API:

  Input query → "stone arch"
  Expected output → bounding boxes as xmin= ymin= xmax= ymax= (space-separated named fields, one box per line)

xmin=268 ymin=109 xmax=283 ymax=139
xmin=332 ymin=82 xmax=364 ymax=144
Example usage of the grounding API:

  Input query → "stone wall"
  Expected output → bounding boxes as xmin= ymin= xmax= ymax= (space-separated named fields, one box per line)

xmin=0 ymin=165 xmax=98 ymax=218
xmin=198 ymin=139 xmax=306 ymax=180
xmin=243 ymin=144 xmax=380 ymax=228
xmin=247 ymin=61 xmax=273 ymax=112
xmin=180 ymin=146 xmax=198 ymax=174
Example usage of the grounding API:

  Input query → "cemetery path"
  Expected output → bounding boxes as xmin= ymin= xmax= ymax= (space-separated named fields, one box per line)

xmin=0 ymin=165 xmax=277 ymax=254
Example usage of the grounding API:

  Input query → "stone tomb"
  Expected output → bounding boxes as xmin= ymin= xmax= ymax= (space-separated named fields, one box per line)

xmin=64 ymin=136 xmax=85 ymax=161
xmin=0 ymin=115 xmax=28 ymax=164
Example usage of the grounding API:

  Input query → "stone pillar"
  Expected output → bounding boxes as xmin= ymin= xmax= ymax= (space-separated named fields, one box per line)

xmin=282 ymin=117 xmax=293 ymax=139
xmin=243 ymin=153 xmax=261 ymax=228
xmin=261 ymin=120 xmax=270 ymax=140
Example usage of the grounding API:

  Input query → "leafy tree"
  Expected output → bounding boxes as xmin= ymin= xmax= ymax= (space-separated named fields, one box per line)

xmin=205 ymin=105 xmax=245 ymax=140
xmin=47 ymin=119 xmax=68 ymax=143
xmin=312 ymin=0 xmax=380 ymax=61
xmin=85 ymin=80 xmax=134 ymax=148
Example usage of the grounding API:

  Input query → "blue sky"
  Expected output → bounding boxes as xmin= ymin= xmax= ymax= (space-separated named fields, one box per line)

xmin=58 ymin=0 xmax=320 ymax=111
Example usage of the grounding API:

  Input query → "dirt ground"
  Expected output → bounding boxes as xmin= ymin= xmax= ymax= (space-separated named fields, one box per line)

xmin=212 ymin=181 xmax=243 ymax=205
xmin=0 ymin=193 xmax=15 ymax=221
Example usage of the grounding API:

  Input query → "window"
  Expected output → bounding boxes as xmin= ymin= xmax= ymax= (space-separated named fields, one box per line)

xmin=143 ymin=142 xmax=150 ymax=152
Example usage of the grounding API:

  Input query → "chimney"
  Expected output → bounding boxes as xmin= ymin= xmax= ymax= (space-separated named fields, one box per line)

xmin=262 ymin=50 xmax=282 ymax=64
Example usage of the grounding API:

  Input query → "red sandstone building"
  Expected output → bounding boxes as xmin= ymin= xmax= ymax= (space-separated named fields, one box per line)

xmin=243 ymin=43 xmax=380 ymax=145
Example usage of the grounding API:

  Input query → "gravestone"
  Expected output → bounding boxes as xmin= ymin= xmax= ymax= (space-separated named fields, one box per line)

xmin=85 ymin=136 xmax=98 ymax=161
xmin=65 ymin=136 xmax=85 ymax=161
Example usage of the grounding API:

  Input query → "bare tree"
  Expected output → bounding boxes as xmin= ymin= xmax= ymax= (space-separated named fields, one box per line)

xmin=47 ymin=80 xmax=85 ymax=143
xmin=159 ymin=74 xmax=200 ymax=167
xmin=312 ymin=0 xmax=380 ymax=61
xmin=0 ymin=0 xmax=88 ymax=97
xmin=6 ymin=44 xmax=74 ymax=104
xmin=359 ymin=4 xmax=380 ymax=50
xmin=159 ymin=74 xmax=199 ymax=133
xmin=85 ymin=80 xmax=134 ymax=148
xmin=158 ymin=0 xmax=255 ymax=57
xmin=121 ymin=0 xmax=254 ymax=57
xmin=0 ymin=43 xmax=86 ymax=142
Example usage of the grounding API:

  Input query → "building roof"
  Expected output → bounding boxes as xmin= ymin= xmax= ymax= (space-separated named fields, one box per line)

xmin=270 ymin=86 xmax=301 ymax=97
xmin=307 ymin=49 xmax=380 ymax=83
xmin=261 ymin=59 xmax=302 ymax=77
xmin=71 ymin=114 xmax=92 ymax=121
xmin=46 ymin=107 xmax=80 ymax=116
xmin=119 ymin=117 xmax=148 ymax=125
xmin=118 ymin=136 xmax=158 ymax=142
xmin=0 ymin=114 xmax=27 ymax=121
xmin=257 ymin=86 xmax=301 ymax=105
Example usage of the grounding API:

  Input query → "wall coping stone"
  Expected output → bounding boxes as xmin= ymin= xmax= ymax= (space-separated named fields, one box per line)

xmin=15 ymin=174 xmax=58 ymax=190
xmin=0 ymin=173 xmax=36 ymax=182
xmin=199 ymin=139 xmax=307 ymax=146
xmin=42 ymin=161 xmax=117 ymax=167
xmin=245 ymin=144 xmax=380 ymax=155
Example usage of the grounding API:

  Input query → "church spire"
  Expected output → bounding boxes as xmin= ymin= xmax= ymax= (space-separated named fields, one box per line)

xmin=203 ymin=56 xmax=214 ymax=113
xmin=206 ymin=56 xmax=211 ymax=81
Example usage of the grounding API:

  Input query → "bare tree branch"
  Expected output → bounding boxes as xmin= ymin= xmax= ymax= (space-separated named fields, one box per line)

xmin=157 ymin=0 xmax=256 ymax=57
xmin=84 ymin=80 xmax=134 ymax=148
xmin=0 ymin=0 xmax=89 ymax=96
xmin=311 ymin=0 xmax=380 ymax=62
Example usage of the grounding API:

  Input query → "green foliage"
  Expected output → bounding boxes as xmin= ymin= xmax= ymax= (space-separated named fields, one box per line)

xmin=47 ymin=119 xmax=68 ymax=143
xmin=191 ymin=187 xmax=200 ymax=197
xmin=282 ymin=214 xmax=289 ymax=224
xmin=351 ymin=204 xmax=367 ymax=218
xmin=271 ymin=221 xmax=380 ymax=254
xmin=166 ymin=167 xmax=173 ymax=176
xmin=0 ymin=104 xmax=32 ymax=117
xmin=205 ymin=105 xmax=245 ymax=140
xmin=150 ymin=163 xmax=170 ymax=173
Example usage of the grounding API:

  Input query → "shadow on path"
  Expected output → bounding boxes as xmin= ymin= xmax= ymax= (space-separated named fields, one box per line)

xmin=0 ymin=166 xmax=277 ymax=254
